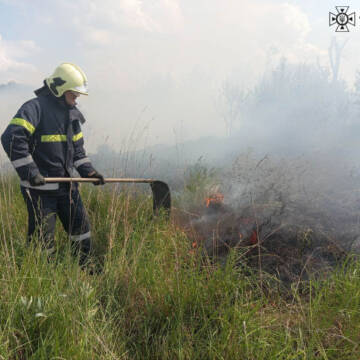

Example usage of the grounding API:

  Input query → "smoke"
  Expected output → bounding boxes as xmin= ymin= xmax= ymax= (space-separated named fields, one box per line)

xmin=2 ymin=1 xmax=360 ymax=282
xmin=167 ymin=60 xmax=360 ymax=282
xmin=179 ymin=152 xmax=356 ymax=283
xmin=0 ymin=0 xmax=334 ymax=152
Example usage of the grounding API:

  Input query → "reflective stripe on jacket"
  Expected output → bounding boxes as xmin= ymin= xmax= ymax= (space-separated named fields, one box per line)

xmin=1 ymin=85 xmax=95 ymax=188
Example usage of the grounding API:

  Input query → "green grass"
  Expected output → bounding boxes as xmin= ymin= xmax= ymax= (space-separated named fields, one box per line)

xmin=1 ymin=175 xmax=360 ymax=359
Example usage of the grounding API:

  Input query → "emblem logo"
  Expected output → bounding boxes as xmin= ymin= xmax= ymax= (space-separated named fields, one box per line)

xmin=329 ymin=6 xmax=356 ymax=32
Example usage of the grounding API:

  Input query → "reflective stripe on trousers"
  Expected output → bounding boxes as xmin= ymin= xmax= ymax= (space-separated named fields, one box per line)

xmin=71 ymin=231 xmax=91 ymax=242
xmin=21 ymin=186 xmax=91 ymax=264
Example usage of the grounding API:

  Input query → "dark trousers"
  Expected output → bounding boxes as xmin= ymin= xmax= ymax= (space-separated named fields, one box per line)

xmin=21 ymin=184 xmax=91 ymax=265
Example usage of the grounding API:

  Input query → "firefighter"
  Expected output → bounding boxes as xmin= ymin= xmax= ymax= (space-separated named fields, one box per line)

xmin=1 ymin=62 xmax=105 ymax=266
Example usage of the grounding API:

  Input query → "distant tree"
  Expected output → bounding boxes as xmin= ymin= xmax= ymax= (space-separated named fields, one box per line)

xmin=218 ymin=81 xmax=247 ymax=137
xmin=220 ymin=58 xmax=352 ymax=153
xmin=96 ymin=144 xmax=116 ymax=158
xmin=328 ymin=37 xmax=348 ymax=83
xmin=353 ymin=71 xmax=360 ymax=109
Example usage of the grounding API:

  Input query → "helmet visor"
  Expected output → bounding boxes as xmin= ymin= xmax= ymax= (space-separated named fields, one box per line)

xmin=72 ymin=82 xmax=88 ymax=95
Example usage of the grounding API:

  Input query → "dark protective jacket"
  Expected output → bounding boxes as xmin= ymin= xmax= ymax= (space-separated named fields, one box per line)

xmin=1 ymin=84 xmax=96 ymax=190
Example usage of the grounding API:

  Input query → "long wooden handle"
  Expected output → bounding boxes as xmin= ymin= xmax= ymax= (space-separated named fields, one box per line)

xmin=44 ymin=177 xmax=171 ymax=217
xmin=44 ymin=177 xmax=155 ymax=183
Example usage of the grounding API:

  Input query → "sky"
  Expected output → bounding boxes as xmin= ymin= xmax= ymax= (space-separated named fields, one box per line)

xmin=0 ymin=0 xmax=359 ymax=152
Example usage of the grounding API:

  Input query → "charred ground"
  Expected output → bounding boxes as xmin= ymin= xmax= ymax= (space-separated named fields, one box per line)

xmin=176 ymin=152 xmax=360 ymax=285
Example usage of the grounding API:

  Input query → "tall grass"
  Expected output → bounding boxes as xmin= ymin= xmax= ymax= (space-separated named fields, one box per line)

xmin=1 ymin=175 xmax=360 ymax=359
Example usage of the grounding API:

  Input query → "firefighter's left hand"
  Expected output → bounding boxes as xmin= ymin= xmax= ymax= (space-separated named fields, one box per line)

xmin=88 ymin=170 xmax=105 ymax=186
xmin=29 ymin=173 xmax=46 ymax=186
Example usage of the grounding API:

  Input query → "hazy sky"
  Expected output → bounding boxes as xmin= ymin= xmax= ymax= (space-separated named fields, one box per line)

xmin=0 ymin=0 xmax=359 ymax=151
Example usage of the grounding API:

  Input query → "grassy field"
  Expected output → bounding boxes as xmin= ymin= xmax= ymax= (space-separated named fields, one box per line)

xmin=1 ymin=175 xmax=360 ymax=359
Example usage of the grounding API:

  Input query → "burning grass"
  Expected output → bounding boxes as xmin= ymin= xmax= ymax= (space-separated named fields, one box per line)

xmin=177 ymin=152 xmax=360 ymax=286
xmin=1 ymin=165 xmax=360 ymax=359
xmin=179 ymin=197 xmax=347 ymax=285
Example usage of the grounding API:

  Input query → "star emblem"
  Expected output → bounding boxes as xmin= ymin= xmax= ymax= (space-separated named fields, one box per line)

xmin=329 ymin=6 xmax=356 ymax=32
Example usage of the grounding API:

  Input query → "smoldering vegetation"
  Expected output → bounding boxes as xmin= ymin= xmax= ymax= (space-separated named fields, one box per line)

xmin=89 ymin=60 xmax=360 ymax=283
xmin=181 ymin=61 xmax=360 ymax=283
xmin=178 ymin=152 xmax=357 ymax=284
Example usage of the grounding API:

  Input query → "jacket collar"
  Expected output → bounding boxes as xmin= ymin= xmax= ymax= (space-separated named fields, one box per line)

xmin=34 ymin=81 xmax=86 ymax=124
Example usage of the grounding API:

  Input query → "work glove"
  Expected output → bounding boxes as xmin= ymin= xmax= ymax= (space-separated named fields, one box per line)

xmin=87 ymin=170 xmax=105 ymax=186
xmin=29 ymin=173 xmax=46 ymax=187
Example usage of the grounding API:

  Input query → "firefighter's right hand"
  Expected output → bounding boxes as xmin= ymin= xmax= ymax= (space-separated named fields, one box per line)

xmin=88 ymin=170 xmax=105 ymax=186
xmin=29 ymin=173 xmax=46 ymax=186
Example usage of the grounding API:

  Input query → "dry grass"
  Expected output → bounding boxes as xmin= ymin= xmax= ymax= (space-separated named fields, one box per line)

xmin=1 ymin=174 xmax=360 ymax=359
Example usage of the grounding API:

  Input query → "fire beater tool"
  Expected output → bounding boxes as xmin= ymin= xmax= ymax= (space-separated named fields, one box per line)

xmin=44 ymin=177 xmax=171 ymax=217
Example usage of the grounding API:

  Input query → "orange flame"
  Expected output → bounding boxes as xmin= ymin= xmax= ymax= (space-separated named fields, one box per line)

xmin=250 ymin=230 xmax=258 ymax=245
xmin=205 ymin=193 xmax=224 ymax=207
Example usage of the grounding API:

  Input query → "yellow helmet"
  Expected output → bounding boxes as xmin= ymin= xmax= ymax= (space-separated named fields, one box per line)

xmin=46 ymin=63 xmax=88 ymax=97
